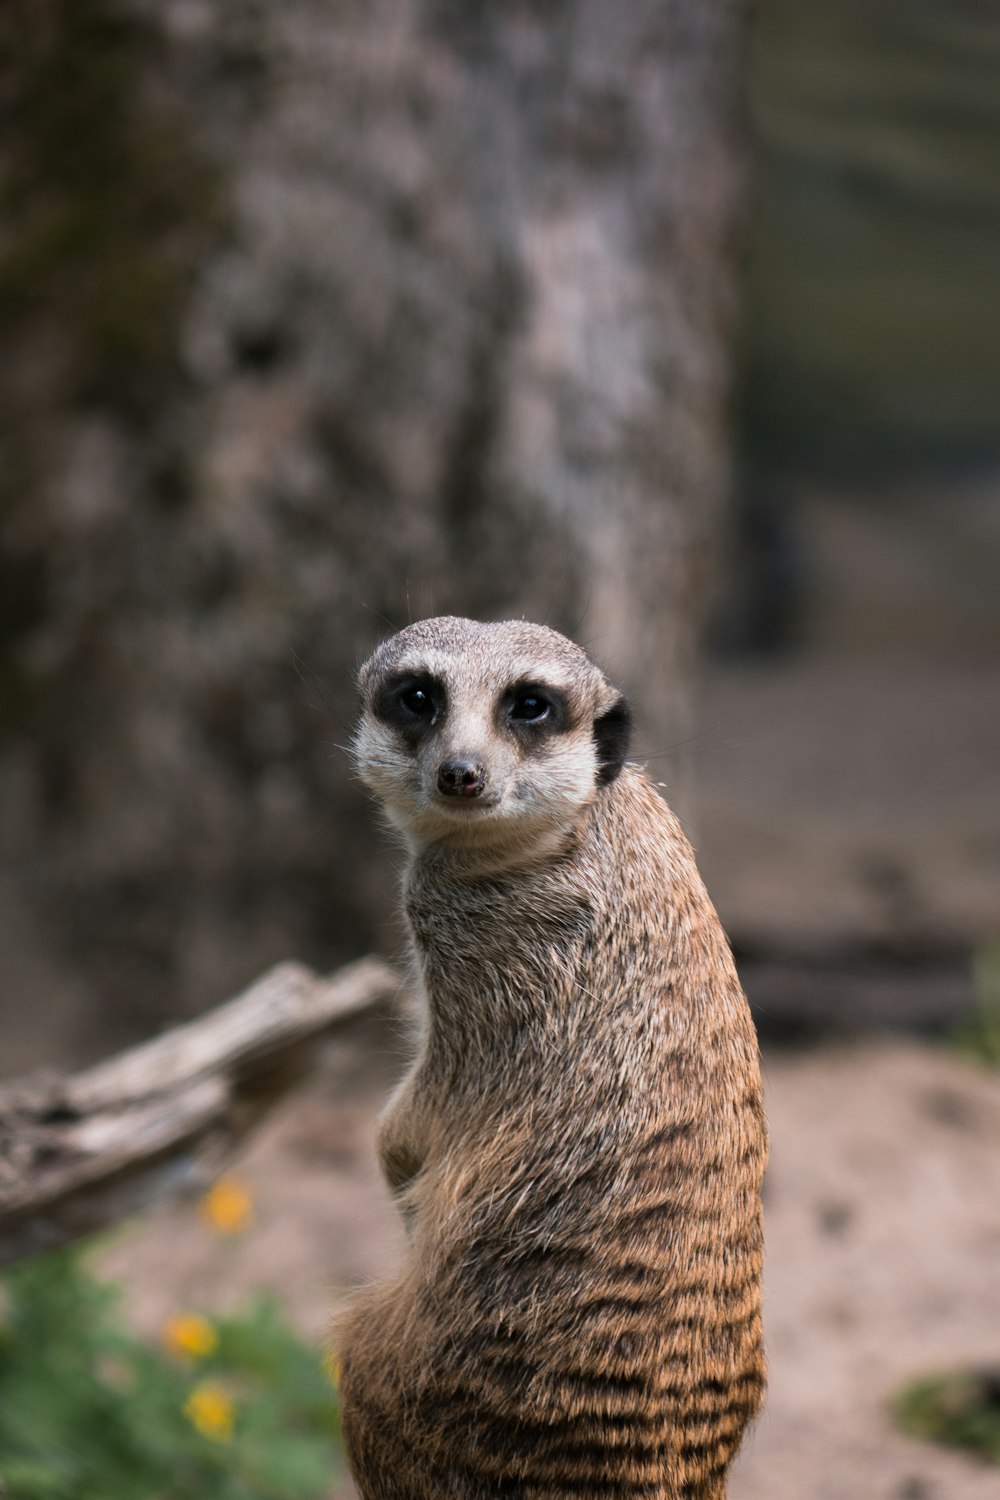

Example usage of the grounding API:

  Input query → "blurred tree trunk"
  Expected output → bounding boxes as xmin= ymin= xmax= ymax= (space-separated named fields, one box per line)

xmin=0 ymin=0 xmax=747 ymax=1066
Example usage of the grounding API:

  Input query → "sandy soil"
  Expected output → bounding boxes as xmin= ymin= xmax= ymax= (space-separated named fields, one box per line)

xmin=100 ymin=1018 xmax=1000 ymax=1499
xmin=733 ymin=1042 xmax=1000 ymax=1500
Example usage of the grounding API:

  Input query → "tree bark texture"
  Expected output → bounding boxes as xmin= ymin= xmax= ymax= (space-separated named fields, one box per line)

xmin=0 ymin=0 xmax=747 ymax=1065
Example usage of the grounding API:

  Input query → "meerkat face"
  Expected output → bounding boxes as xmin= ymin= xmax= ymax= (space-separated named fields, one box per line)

xmin=354 ymin=617 xmax=630 ymax=862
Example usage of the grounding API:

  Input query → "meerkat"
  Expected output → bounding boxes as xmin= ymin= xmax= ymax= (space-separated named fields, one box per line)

xmin=338 ymin=616 xmax=766 ymax=1500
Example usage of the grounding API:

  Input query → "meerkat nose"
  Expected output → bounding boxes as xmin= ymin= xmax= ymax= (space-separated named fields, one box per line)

xmin=437 ymin=757 xmax=487 ymax=798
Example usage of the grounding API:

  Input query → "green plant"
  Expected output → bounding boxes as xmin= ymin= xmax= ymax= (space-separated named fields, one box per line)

xmin=0 ymin=1247 xmax=344 ymax=1499
xmin=954 ymin=942 xmax=1000 ymax=1068
xmin=895 ymin=1368 xmax=1000 ymax=1465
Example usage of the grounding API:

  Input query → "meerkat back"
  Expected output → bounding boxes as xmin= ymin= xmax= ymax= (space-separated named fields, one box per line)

xmin=338 ymin=616 xmax=766 ymax=1500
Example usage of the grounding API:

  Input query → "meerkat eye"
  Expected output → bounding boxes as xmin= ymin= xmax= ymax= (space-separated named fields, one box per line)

xmin=375 ymin=672 xmax=444 ymax=732
xmin=509 ymin=690 xmax=551 ymax=723
xmin=398 ymin=683 xmax=436 ymax=718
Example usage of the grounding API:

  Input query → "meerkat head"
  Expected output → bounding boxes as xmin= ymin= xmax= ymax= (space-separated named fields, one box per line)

xmin=354 ymin=616 xmax=631 ymax=866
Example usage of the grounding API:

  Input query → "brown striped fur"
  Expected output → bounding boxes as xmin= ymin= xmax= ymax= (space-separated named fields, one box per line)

xmin=339 ymin=618 xmax=766 ymax=1499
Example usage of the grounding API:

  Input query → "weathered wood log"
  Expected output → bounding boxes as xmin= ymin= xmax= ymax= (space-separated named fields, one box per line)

xmin=0 ymin=957 xmax=401 ymax=1267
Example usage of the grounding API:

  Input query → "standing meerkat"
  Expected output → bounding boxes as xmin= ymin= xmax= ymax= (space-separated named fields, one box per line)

xmin=338 ymin=616 xmax=766 ymax=1500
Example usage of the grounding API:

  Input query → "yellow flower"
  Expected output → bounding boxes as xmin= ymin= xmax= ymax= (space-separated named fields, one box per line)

xmin=162 ymin=1312 xmax=218 ymax=1360
xmin=200 ymin=1176 xmax=253 ymax=1235
xmin=184 ymin=1381 xmax=235 ymax=1442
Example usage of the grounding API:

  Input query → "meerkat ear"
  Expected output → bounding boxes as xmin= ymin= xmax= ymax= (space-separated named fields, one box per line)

xmin=594 ymin=693 xmax=631 ymax=785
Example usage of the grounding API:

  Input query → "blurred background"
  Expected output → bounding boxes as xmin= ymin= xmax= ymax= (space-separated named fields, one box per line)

xmin=1 ymin=1 xmax=998 ymax=1497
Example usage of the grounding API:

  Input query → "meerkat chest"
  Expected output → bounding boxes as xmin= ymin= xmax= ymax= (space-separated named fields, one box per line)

xmin=405 ymin=861 xmax=596 ymax=983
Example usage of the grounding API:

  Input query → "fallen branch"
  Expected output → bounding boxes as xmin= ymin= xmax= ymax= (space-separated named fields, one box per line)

xmin=0 ymin=957 xmax=402 ymax=1268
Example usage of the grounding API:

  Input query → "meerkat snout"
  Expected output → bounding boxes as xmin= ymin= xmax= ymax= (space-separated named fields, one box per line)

xmin=436 ymin=755 xmax=487 ymax=797
xmin=354 ymin=615 xmax=631 ymax=866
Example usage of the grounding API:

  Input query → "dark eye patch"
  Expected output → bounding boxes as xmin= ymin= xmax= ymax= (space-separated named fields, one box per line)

xmin=510 ymin=690 xmax=549 ymax=722
xmin=501 ymin=681 xmax=567 ymax=735
xmin=375 ymin=672 xmax=445 ymax=737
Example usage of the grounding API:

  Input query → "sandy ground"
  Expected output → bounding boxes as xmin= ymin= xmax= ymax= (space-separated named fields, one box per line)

xmin=100 ymin=1017 xmax=1000 ymax=1499
xmin=733 ymin=1043 xmax=1000 ymax=1500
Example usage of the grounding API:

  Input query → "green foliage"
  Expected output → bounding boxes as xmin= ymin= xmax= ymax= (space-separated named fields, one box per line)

xmin=953 ymin=943 xmax=1000 ymax=1068
xmin=742 ymin=0 xmax=1000 ymax=474
xmin=895 ymin=1368 xmax=1000 ymax=1465
xmin=0 ymin=1248 xmax=344 ymax=1500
